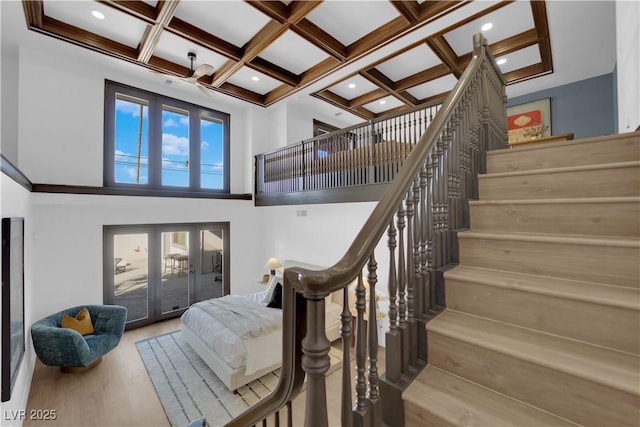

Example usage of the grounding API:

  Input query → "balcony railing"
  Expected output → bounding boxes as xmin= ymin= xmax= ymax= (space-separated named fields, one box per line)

xmin=255 ymin=100 xmax=443 ymax=199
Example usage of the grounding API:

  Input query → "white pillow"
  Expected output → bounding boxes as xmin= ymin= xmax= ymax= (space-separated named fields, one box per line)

xmin=262 ymin=275 xmax=280 ymax=303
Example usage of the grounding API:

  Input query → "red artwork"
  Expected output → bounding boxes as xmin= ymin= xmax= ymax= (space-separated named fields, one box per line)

xmin=508 ymin=110 xmax=542 ymax=130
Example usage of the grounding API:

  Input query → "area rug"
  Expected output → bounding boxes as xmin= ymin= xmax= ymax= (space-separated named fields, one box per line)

xmin=136 ymin=330 xmax=346 ymax=427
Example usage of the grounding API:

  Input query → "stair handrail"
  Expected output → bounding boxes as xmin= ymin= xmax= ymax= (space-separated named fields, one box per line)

xmin=227 ymin=32 xmax=506 ymax=427
xmin=288 ymin=32 xmax=505 ymax=297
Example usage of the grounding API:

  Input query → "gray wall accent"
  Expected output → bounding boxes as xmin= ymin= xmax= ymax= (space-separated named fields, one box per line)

xmin=508 ymin=73 xmax=616 ymax=140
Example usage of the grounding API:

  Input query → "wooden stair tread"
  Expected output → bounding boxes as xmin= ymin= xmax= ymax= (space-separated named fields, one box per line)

xmin=458 ymin=230 xmax=640 ymax=248
xmin=428 ymin=310 xmax=640 ymax=395
xmin=404 ymin=365 xmax=577 ymax=427
xmin=445 ymin=265 xmax=640 ymax=311
xmin=487 ymin=131 xmax=640 ymax=157
xmin=469 ymin=196 xmax=640 ymax=206
xmin=480 ymin=160 xmax=640 ymax=179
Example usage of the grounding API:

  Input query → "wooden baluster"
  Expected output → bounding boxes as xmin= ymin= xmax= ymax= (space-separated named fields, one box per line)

xmin=302 ymin=296 xmax=330 ymax=427
xmin=340 ymin=284 xmax=353 ymax=427
xmin=405 ymin=183 xmax=418 ymax=367
xmin=396 ymin=202 xmax=409 ymax=373
xmin=386 ymin=215 xmax=401 ymax=382
xmin=353 ymin=274 xmax=370 ymax=426
xmin=367 ymin=255 xmax=381 ymax=426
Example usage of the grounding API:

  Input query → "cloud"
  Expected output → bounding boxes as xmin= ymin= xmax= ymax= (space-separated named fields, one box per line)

xmin=163 ymin=118 xmax=178 ymax=127
xmin=116 ymin=99 xmax=148 ymax=118
xmin=201 ymin=140 xmax=209 ymax=149
xmin=162 ymin=133 xmax=189 ymax=156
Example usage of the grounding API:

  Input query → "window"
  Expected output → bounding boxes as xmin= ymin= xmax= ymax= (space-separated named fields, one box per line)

xmin=104 ymin=81 xmax=230 ymax=192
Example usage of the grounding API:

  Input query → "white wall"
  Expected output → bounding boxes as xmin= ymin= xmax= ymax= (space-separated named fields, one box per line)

xmin=0 ymin=176 xmax=34 ymax=426
xmin=29 ymin=193 xmax=264 ymax=322
xmin=259 ymin=201 xmax=392 ymax=291
xmin=1 ymin=54 xmax=19 ymax=165
xmin=16 ymin=45 xmax=252 ymax=193
xmin=616 ymin=0 xmax=640 ymax=132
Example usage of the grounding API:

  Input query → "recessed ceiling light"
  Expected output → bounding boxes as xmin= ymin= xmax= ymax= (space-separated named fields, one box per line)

xmin=251 ymin=76 xmax=260 ymax=81
xmin=348 ymin=83 xmax=356 ymax=89
xmin=481 ymin=22 xmax=493 ymax=32
xmin=379 ymin=100 xmax=387 ymax=105
xmin=497 ymin=58 xmax=507 ymax=65
xmin=91 ymin=10 xmax=105 ymax=20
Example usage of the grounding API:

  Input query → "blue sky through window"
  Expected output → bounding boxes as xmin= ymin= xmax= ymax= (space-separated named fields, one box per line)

xmin=114 ymin=97 xmax=224 ymax=189
xmin=115 ymin=97 xmax=149 ymax=184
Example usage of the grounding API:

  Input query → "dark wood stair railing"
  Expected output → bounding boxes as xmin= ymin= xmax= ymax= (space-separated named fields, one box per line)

xmin=227 ymin=33 xmax=507 ymax=427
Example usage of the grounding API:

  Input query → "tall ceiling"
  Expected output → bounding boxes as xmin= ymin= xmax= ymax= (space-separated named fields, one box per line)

xmin=5 ymin=1 xmax=617 ymax=121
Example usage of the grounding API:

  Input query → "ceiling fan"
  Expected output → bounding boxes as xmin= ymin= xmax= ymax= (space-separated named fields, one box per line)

xmin=153 ymin=52 xmax=215 ymax=97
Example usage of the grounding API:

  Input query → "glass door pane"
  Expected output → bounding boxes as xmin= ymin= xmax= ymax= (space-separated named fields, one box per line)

xmin=160 ymin=231 xmax=190 ymax=315
xmin=113 ymin=233 xmax=149 ymax=323
xmin=197 ymin=229 xmax=224 ymax=301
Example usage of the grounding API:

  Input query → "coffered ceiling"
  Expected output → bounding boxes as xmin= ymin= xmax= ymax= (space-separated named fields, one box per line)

xmin=14 ymin=1 xmax=615 ymax=121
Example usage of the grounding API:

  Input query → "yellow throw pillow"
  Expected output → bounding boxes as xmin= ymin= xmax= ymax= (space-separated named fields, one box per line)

xmin=61 ymin=307 xmax=95 ymax=336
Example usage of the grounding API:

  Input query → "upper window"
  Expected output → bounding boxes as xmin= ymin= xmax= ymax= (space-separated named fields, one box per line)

xmin=104 ymin=81 xmax=230 ymax=192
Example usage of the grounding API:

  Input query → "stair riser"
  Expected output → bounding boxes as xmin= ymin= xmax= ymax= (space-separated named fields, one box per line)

xmin=479 ymin=164 xmax=640 ymax=200
xmin=428 ymin=331 xmax=640 ymax=427
xmin=458 ymin=236 xmax=640 ymax=288
xmin=487 ymin=135 xmax=640 ymax=173
xmin=405 ymin=403 xmax=455 ymax=427
xmin=470 ymin=200 xmax=640 ymax=236
xmin=445 ymin=279 xmax=640 ymax=354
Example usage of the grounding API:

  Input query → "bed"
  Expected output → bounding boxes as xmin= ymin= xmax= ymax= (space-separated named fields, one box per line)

xmin=180 ymin=263 xmax=344 ymax=391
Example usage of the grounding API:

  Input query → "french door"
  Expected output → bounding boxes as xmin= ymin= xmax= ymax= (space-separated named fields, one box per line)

xmin=103 ymin=222 xmax=229 ymax=329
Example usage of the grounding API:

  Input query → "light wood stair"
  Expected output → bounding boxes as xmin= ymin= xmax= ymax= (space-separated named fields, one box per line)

xmin=403 ymin=132 xmax=640 ymax=427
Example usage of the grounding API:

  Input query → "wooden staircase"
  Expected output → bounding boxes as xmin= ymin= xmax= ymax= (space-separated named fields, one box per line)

xmin=403 ymin=132 xmax=640 ymax=426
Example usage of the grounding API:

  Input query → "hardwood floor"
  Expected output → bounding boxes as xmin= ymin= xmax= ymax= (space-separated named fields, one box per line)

xmin=24 ymin=318 xmax=179 ymax=427
xmin=24 ymin=318 xmax=379 ymax=427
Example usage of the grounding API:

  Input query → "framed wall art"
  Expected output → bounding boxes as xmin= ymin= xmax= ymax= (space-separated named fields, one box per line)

xmin=1 ymin=217 xmax=25 ymax=402
xmin=507 ymin=98 xmax=551 ymax=144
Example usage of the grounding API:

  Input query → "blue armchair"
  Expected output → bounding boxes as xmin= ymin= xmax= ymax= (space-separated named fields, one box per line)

xmin=31 ymin=305 xmax=127 ymax=372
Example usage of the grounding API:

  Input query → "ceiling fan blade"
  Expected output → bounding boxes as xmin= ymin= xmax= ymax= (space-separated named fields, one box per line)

xmin=196 ymin=82 xmax=215 ymax=97
xmin=191 ymin=64 xmax=215 ymax=79
xmin=150 ymin=69 xmax=183 ymax=80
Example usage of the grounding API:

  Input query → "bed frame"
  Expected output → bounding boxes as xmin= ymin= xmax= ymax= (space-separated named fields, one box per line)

xmin=181 ymin=323 xmax=280 ymax=392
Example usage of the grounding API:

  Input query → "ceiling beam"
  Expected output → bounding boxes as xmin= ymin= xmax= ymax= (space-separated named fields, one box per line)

xmin=40 ymin=16 xmax=138 ymax=61
xmin=293 ymin=19 xmax=349 ymax=60
xmin=218 ymin=82 xmax=266 ymax=105
xmin=245 ymin=0 xmax=289 ymax=24
xmin=348 ymin=16 xmax=409 ymax=58
xmin=287 ymin=1 xmax=322 ymax=24
xmin=137 ymin=0 xmax=180 ymax=63
xmin=530 ymin=0 xmax=553 ymax=72
xmin=390 ymin=1 xmax=420 ymax=24
xmin=310 ymin=92 xmax=375 ymax=120
xmin=360 ymin=69 xmax=416 ymax=107
xmin=98 ymin=1 xmax=156 ymax=23
xmin=22 ymin=0 xmax=43 ymax=28
xmin=249 ymin=57 xmax=299 ymax=87
xmin=168 ymin=17 xmax=242 ymax=60
xmin=395 ymin=64 xmax=451 ymax=92
xmin=349 ymin=89 xmax=389 ymax=108
xmin=242 ymin=20 xmax=288 ymax=62
xmin=426 ymin=36 xmax=461 ymax=78
xmin=504 ymin=63 xmax=549 ymax=84
xmin=211 ymin=60 xmax=244 ymax=87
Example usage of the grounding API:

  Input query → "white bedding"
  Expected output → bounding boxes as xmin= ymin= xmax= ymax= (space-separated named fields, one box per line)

xmin=180 ymin=291 xmax=282 ymax=375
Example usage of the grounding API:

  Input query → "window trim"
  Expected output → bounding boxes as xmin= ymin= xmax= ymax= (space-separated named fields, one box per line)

xmin=104 ymin=80 xmax=230 ymax=193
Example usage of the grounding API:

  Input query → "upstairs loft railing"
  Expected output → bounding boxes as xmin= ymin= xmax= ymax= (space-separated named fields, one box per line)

xmin=230 ymin=33 xmax=507 ymax=427
xmin=255 ymin=100 xmax=443 ymax=199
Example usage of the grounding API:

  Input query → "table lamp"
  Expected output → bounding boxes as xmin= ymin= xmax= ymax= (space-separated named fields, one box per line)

xmin=264 ymin=257 xmax=282 ymax=276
